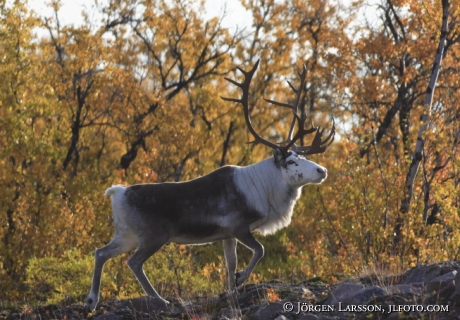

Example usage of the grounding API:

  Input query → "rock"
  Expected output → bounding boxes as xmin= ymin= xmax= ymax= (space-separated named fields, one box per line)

xmin=7 ymin=261 xmax=460 ymax=320
xmin=94 ymin=312 xmax=120 ymax=320
xmin=349 ymin=285 xmax=388 ymax=305
xmin=403 ymin=261 xmax=460 ymax=284
xmin=114 ymin=296 xmax=168 ymax=313
xmin=297 ymin=315 xmax=319 ymax=320
xmin=449 ymin=290 xmax=460 ymax=306
xmin=426 ymin=270 xmax=457 ymax=299
xmin=255 ymin=302 xmax=285 ymax=320
xmin=386 ymin=284 xmax=423 ymax=295
xmin=456 ymin=268 xmax=460 ymax=292
xmin=386 ymin=312 xmax=401 ymax=320
xmin=325 ymin=283 xmax=365 ymax=306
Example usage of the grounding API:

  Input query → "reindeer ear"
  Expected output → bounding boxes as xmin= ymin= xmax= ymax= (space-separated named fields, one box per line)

xmin=273 ymin=148 xmax=286 ymax=167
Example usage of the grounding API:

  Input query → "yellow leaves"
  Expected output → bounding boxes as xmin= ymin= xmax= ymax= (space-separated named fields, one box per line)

xmin=0 ymin=0 xmax=459 ymax=304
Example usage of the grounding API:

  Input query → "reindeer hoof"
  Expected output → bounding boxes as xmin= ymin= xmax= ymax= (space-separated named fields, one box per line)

xmin=83 ymin=297 xmax=97 ymax=314
xmin=235 ymin=271 xmax=246 ymax=287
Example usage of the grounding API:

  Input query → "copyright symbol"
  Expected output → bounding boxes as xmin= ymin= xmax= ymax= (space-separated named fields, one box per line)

xmin=283 ymin=302 xmax=294 ymax=312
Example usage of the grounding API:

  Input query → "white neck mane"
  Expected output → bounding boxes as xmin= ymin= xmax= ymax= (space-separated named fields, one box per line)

xmin=233 ymin=157 xmax=302 ymax=235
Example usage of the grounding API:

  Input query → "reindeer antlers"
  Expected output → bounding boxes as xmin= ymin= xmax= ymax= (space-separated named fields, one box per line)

xmin=221 ymin=59 xmax=335 ymax=157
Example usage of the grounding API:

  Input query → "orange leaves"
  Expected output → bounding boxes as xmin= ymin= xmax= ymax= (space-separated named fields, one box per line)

xmin=0 ymin=0 xmax=459 ymax=304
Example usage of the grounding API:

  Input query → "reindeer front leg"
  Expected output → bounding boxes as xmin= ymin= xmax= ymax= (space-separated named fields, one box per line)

xmin=223 ymin=238 xmax=238 ymax=290
xmin=233 ymin=230 xmax=264 ymax=287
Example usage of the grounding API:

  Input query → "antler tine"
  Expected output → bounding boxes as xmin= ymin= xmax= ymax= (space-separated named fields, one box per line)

xmin=284 ymin=65 xmax=308 ymax=147
xmin=221 ymin=60 xmax=335 ymax=157
xmin=282 ymin=121 xmax=316 ymax=151
xmin=221 ymin=59 xmax=280 ymax=150
xmin=261 ymin=64 xmax=310 ymax=153
xmin=263 ymin=98 xmax=296 ymax=111
xmin=291 ymin=65 xmax=308 ymax=112
xmin=258 ymin=65 xmax=308 ymax=153
xmin=223 ymin=77 xmax=243 ymax=88
xmin=265 ymin=66 xmax=307 ymax=112
xmin=294 ymin=119 xmax=336 ymax=155
xmin=287 ymin=81 xmax=298 ymax=94
xmin=283 ymin=64 xmax=335 ymax=157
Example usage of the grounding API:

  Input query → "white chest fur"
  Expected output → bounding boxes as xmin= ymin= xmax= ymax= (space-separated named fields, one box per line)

xmin=233 ymin=158 xmax=302 ymax=235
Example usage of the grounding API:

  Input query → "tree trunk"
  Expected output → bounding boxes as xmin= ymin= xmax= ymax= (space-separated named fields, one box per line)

xmin=394 ymin=0 xmax=451 ymax=245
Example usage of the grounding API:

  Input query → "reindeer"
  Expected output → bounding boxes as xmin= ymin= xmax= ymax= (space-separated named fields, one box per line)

xmin=84 ymin=60 xmax=335 ymax=311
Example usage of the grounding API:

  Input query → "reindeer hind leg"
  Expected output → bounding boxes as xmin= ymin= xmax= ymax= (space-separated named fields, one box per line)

xmin=127 ymin=233 xmax=170 ymax=304
xmin=85 ymin=233 xmax=138 ymax=312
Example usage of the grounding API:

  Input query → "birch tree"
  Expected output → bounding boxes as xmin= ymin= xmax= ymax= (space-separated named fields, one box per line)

xmin=395 ymin=0 xmax=460 ymax=245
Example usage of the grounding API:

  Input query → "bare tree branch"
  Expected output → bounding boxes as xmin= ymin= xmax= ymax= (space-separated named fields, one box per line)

xmin=395 ymin=0 xmax=453 ymax=245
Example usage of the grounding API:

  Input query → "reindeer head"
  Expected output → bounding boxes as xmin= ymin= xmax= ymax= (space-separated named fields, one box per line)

xmin=221 ymin=60 xmax=334 ymax=187
xmin=273 ymin=149 xmax=328 ymax=187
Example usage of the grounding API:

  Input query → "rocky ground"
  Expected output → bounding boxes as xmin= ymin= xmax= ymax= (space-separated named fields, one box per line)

xmin=1 ymin=261 xmax=460 ymax=320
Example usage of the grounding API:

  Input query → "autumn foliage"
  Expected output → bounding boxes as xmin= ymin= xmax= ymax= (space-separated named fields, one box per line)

xmin=0 ymin=0 xmax=459 ymax=304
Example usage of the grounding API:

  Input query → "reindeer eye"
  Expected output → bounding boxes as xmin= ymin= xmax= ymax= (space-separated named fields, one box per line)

xmin=287 ymin=160 xmax=295 ymax=165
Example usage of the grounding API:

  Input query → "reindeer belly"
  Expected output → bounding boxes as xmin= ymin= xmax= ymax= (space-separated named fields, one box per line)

xmin=170 ymin=223 xmax=229 ymax=244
